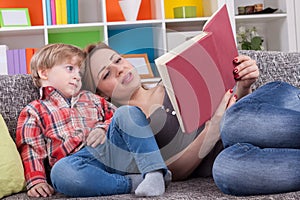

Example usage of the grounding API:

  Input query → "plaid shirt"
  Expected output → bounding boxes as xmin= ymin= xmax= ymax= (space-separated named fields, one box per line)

xmin=16 ymin=86 xmax=115 ymax=189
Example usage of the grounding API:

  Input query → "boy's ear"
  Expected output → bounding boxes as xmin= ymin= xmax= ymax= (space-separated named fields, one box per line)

xmin=38 ymin=68 xmax=48 ymax=80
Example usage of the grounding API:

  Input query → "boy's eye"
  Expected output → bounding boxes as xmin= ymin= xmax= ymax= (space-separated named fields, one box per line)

xmin=66 ymin=65 xmax=74 ymax=72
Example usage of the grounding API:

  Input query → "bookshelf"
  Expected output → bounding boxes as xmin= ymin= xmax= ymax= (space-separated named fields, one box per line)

xmin=0 ymin=0 xmax=299 ymax=77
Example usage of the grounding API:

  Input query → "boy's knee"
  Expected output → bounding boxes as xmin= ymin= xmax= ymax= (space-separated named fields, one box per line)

xmin=114 ymin=106 xmax=145 ymax=119
xmin=114 ymin=105 xmax=148 ymax=126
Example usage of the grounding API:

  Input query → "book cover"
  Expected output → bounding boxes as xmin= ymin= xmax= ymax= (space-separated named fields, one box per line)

xmin=13 ymin=49 xmax=20 ymax=75
xmin=155 ymin=5 xmax=237 ymax=133
xmin=51 ymin=0 xmax=57 ymax=25
xmin=18 ymin=49 xmax=27 ymax=74
xmin=46 ymin=0 xmax=52 ymax=25
xmin=6 ymin=50 xmax=15 ymax=75
xmin=0 ymin=45 xmax=8 ymax=75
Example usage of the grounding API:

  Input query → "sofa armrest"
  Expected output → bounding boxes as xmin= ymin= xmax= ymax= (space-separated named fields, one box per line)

xmin=0 ymin=74 xmax=39 ymax=141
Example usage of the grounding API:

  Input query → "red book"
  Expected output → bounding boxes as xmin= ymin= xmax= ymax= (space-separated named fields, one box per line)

xmin=155 ymin=5 xmax=237 ymax=133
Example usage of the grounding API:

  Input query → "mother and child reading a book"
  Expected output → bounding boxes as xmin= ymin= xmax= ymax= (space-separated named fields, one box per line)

xmin=80 ymin=42 xmax=300 ymax=196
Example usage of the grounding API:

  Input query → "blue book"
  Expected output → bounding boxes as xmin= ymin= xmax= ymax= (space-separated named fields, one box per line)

xmin=73 ymin=0 xmax=78 ymax=24
xmin=67 ymin=0 xmax=72 ymax=24
xmin=46 ymin=0 xmax=52 ymax=25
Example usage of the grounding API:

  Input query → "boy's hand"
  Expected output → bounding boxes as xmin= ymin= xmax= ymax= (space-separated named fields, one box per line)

xmin=86 ymin=128 xmax=106 ymax=148
xmin=27 ymin=182 xmax=54 ymax=197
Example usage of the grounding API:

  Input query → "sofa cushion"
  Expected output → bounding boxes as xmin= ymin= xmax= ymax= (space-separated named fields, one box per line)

xmin=0 ymin=74 xmax=39 ymax=140
xmin=0 ymin=114 xmax=26 ymax=198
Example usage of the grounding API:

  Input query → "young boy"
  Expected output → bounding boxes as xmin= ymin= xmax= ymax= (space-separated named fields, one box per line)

xmin=16 ymin=43 xmax=171 ymax=198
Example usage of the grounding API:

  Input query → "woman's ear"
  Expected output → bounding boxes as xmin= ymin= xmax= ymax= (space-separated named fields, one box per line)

xmin=38 ymin=68 xmax=48 ymax=80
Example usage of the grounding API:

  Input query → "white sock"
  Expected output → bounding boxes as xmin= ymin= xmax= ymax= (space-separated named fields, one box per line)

xmin=125 ymin=174 xmax=143 ymax=193
xmin=135 ymin=170 xmax=165 ymax=197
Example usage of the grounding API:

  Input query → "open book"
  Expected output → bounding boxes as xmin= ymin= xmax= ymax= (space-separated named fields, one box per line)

xmin=155 ymin=5 xmax=237 ymax=133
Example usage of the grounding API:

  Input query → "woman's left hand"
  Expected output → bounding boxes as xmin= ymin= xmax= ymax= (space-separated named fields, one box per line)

xmin=233 ymin=55 xmax=259 ymax=99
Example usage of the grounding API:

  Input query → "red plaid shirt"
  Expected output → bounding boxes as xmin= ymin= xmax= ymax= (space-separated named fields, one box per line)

xmin=16 ymin=86 xmax=115 ymax=189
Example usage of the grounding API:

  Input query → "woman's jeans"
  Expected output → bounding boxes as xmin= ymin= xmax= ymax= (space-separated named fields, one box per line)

xmin=50 ymin=106 xmax=167 ymax=197
xmin=213 ymin=81 xmax=300 ymax=196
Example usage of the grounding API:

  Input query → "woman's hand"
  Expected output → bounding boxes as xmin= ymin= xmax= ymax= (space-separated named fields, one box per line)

xmin=198 ymin=89 xmax=237 ymax=158
xmin=27 ymin=182 xmax=54 ymax=197
xmin=233 ymin=55 xmax=259 ymax=99
xmin=166 ymin=89 xmax=237 ymax=180
xmin=86 ymin=128 xmax=106 ymax=148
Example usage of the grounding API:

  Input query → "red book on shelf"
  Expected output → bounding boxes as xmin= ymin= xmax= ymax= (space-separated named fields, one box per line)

xmin=26 ymin=48 xmax=35 ymax=74
xmin=155 ymin=5 xmax=237 ymax=133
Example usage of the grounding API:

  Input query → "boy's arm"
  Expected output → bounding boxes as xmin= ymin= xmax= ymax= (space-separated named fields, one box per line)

xmin=16 ymin=105 xmax=49 ymax=190
xmin=94 ymin=97 xmax=116 ymax=131
xmin=86 ymin=95 xmax=116 ymax=147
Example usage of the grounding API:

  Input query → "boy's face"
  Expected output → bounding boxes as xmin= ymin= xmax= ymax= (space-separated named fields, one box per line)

xmin=41 ymin=56 xmax=82 ymax=98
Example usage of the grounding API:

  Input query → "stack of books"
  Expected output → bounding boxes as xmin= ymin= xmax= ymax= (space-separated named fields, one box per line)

xmin=0 ymin=45 xmax=37 ymax=75
xmin=46 ymin=0 xmax=79 ymax=25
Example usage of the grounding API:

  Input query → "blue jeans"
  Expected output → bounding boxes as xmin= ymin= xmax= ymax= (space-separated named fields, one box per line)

xmin=213 ymin=81 xmax=300 ymax=196
xmin=51 ymin=106 xmax=167 ymax=197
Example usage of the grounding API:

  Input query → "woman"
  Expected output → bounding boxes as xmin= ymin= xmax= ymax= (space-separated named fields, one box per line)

xmin=80 ymin=42 xmax=258 ymax=181
xmin=80 ymin=42 xmax=300 ymax=195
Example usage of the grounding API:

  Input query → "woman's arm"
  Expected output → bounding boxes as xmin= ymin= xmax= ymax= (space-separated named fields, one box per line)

xmin=166 ymin=89 xmax=237 ymax=181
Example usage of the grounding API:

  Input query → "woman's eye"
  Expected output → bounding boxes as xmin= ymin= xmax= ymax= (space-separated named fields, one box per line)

xmin=115 ymin=57 xmax=122 ymax=64
xmin=103 ymin=71 xmax=110 ymax=80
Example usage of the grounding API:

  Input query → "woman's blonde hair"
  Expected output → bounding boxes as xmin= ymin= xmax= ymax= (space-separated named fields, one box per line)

xmin=31 ymin=43 xmax=85 ymax=87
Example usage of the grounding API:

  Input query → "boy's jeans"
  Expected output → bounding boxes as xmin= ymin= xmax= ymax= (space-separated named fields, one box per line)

xmin=213 ymin=81 xmax=300 ymax=195
xmin=51 ymin=106 xmax=167 ymax=197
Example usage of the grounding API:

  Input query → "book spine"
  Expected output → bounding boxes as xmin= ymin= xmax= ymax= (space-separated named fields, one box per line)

xmin=26 ymin=48 xmax=35 ymax=74
xmin=13 ymin=49 xmax=20 ymax=74
xmin=56 ymin=0 xmax=62 ymax=25
xmin=0 ymin=45 xmax=8 ymax=75
xmin=73 ymin=0 xmax=78 ymax=24
xmin=51 ymin=0 xmax=57 ymax=25
xmin=19 ymin=49 xmax=27 ymax=74
xmin=61 ymin=0 xmax=67 ymax=24
xmin=67 ymin=0 xmax=72 ymax=24
xmin=46 ymin=0 xmax=52 ymax=25
xmin=6 ymin=50 xmax=15 ymax=75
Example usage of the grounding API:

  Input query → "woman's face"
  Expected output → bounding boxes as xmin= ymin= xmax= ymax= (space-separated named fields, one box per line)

xmin=89 ymin=48 xmax=141 ymax=102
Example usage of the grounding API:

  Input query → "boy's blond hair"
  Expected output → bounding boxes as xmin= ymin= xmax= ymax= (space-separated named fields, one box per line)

xmin=31 ymin=43 xmax=85 ymax=87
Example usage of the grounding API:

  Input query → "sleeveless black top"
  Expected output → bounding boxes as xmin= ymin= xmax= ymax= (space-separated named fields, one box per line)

xmin=148 ymin=88 xmax=223 ymax=177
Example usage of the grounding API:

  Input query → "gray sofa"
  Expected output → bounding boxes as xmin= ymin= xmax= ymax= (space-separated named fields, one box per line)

xmin=1 ymin=50 xmax=300 ymax=200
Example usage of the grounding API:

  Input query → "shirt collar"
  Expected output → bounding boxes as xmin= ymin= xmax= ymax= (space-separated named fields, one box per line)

xmin=40 ymin=86 xmax=56 ymax=100
xmin=39 ymin=86 xmax=85 ymax=105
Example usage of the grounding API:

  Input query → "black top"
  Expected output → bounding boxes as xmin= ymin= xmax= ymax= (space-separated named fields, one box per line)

xmin=148 ymin=88 xmax=223 ymax=177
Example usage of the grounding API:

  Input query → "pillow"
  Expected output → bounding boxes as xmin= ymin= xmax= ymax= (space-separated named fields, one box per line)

xmin=0 ymin=114 xmax=25 ymax=198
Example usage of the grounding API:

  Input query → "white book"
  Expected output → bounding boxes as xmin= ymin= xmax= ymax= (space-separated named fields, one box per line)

xmin=0 ymin=45 xmax=9 ymax=75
